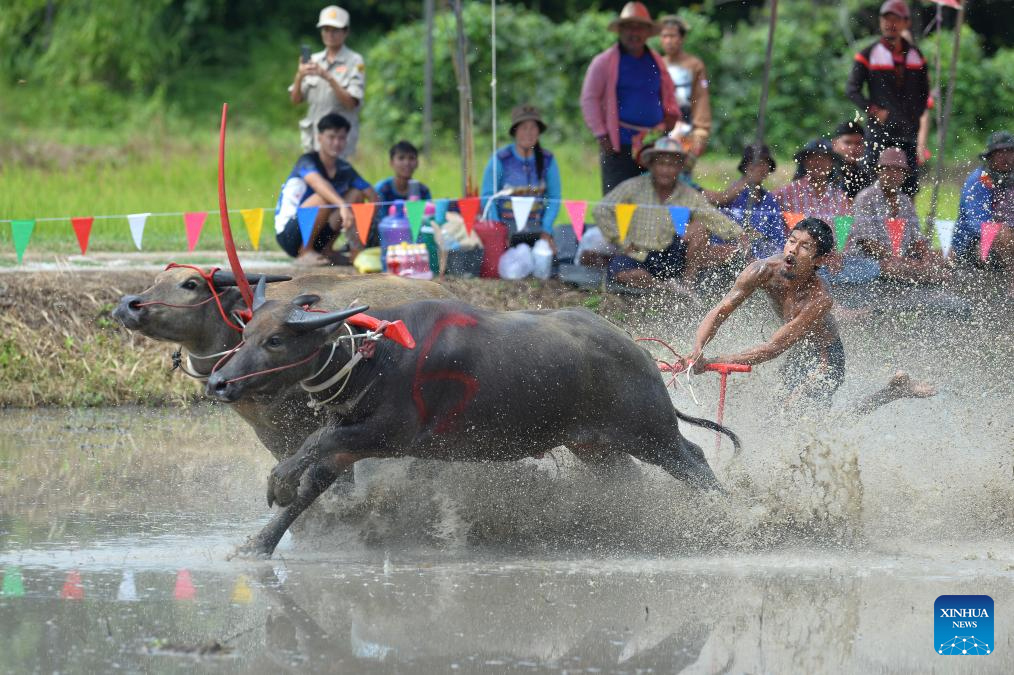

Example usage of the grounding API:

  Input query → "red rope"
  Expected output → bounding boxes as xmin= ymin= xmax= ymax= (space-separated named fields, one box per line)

xmin=142 ymin=263 xmax=245 ymax=333
xmin=215 ymin=347 xmax=322 ymax=385
xmin=218 ymin=103 xmax=254 ymax=321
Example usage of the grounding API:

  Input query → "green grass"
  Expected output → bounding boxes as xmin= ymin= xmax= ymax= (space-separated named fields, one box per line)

xmin=0 ymin=126 xmax=961 ymax=256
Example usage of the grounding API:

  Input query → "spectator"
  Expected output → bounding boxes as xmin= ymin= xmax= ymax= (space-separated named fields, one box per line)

xmin=658 ymin=15 xmax=711 ymax=161
xmin=847 ymin=148 xmax=949 ymax=283
xmin=846 ymin=0 xmax=929 ymax=195
xmin=595 ymin=136 xmax=742 ymax=291
xmin=952 ymin=131 xmax=1014 ymax=295
xmin=581 ymin=2 xmax=680 ymax=195
xmin=274 ymin=113 xmax=379 ymax=266
xmin=375 ymin=140 xmax=432 ymax=218
xmin=289 ymin=5 xmax=365 ymax=157
xmin=704 ymin=144 xmax=785 ymax=259
xmin=774 ymin=139 xmax=852 ymax=223
xmin=480 ymin=104 xmax=561 ymax=250
xmin=831 ymin=120 xmax=876 ymax=200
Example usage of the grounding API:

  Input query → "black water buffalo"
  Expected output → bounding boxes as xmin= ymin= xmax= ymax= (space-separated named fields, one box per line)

xmin=113 ymin=266 xmax=452 ymax=555
xmin=206 ymin=288 xmax=739 ymax=556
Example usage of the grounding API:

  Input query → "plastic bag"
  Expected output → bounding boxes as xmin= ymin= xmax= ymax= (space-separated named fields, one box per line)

xmin=531 ymin=238 xmax=553 ymax=280
xmin=575 ymin=226 xmax=617 ymax=267
xmin=498 ymin=243 xmax=534 ymax=279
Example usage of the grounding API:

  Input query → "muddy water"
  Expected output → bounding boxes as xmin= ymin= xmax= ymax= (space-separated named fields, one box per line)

xmin=2 ymin=301 xmax=1013 ymax=673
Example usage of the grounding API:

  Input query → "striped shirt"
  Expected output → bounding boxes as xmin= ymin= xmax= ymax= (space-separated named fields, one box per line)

xmin=773 ymin=176 xmax=852 ymax=224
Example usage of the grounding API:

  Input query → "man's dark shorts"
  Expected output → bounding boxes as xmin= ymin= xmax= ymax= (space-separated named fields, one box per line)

xmin=608 ymin=235 xmax=687 ymax=281
xmin=600 ymin=146 xmax=642 ymax=195
xmin=780 ymin=337 xmax=846 ymax=407
xmin=276 ymin=214 xmax=380 ymax=258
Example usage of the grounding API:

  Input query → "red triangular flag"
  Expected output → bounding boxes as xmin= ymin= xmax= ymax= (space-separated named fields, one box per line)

xmin=564 ymin=200 xmax=587 ymax=241
xmin=782 ymin=212 xmax=805 ymax=232
xmin=61 ymin=570 xmax=84 ymax=600
xmin=70 ymin=217 xmax=94 ymax=255
xmin=458 ymin=197 xmax=481 ymax=235
xmin=980 ymin=221 xmax=1002 ymax=261
xmin=184 ymin=212 xmax=208 ymax=252
xmin=885 ymin=218 xmax=905 ymax=256
xmin=173 ymin=569 xmax=196 ymax=601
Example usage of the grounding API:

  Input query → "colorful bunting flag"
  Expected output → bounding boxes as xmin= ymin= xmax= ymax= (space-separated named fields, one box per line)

xmin=10 ymin=219 xmax=35 ymax=264
xmin=934 ymin=219 xmax=956 ymax=257
xmin=511 ymin=196 xmax=536 ymax=233
xmin=833 ymin=215 xmax=854 ymax=251
xmin=458 ymin=197 xmax=481 ymax=234
xmin=231 ymin=574 xmax=253 ymax=604
xmin=564 ymin=200 xmax=587 ymax=241
xmin=615 ymin=204 xmax=636 ymax=242
xmin=668 ymin=206 xmax=691 ymax=238
xmin=405 ymin=199 xmax=426 ymax=242
xmin=173 ymin=569 xmax=196 ymax=601
xmin=240 ymin=208 xmax=264 ymax=250
xmin=885 ymin=218 xmax=906 ymax=256
xmin=350 ymin=202 xmax=376 ymax=246
xmin=71 ymin=216 xmax=94 ymax=255
xmin=127 ymin=213 xmax=149 ymax=250
xmin=980 ymin=221 xmax=1002 ymax=261
xmin=433 ymin=198 xmax=450 ymax=225
xmin=184 ymin=212 xmax=208 ymax=252
xmin=2 ymin=567 xmax=25 ymax=597
xmin=782 ymin=211 xmax=804 ymax=232
xmin=296 ymin=207 xmax=319 ymax=247
xmin=61 ymin=570 xmax=84 ymax=600
xmin=117 ymin=570 xmax=138 ymax=602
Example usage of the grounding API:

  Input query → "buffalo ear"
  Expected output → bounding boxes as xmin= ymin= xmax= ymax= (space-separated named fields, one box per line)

xmin=291 ymin=294 xmax=322 ymax=307
xmin=284 ymin=305 xmax=370 ymax=334
xmin=252 ymin=276 xmax=268 ymax=311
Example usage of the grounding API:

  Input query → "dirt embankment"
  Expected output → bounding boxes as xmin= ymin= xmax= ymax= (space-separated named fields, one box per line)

xmin=0 ymin=269 xmax=637 ymax=408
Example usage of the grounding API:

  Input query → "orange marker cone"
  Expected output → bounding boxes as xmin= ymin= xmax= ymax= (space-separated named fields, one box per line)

xmin=60 ymin=570 xmax=84 ymax=600
xmin=173 ymin=569 xmax=196 ymax=601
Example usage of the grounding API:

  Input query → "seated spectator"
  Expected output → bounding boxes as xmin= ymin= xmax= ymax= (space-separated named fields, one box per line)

xmin=952 ymin=131 xmax=1014 ymax=296
xmin=480 ymin=104 xmax=561 ymax=250
xmin=847 ymin=147 xmax=949 ymax=283
xmin=274 ymin=113 xmax=379 ymax=266
xmin=831 ymin=120 xmax=875 ymax=199
xmin=374 ymin=140 xmax=432 ymax=217
xmin=704 ymin=143 xmax=785 ymax=259
xmin=774 ymin=139 xmax=851 ymax=224
xmin=594 ymin=136 xmax=742 ymax=291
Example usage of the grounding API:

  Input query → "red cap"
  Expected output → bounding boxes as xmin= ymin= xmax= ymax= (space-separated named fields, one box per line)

xmin=879 ymin=0 xmax=910 ymax=19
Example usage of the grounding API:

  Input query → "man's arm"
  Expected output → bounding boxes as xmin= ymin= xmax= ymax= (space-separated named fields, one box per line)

xmin=687 ymin=260 xmax=768 ymax=366
xmin=710 ymin=287 xmax=833 ymax=367
xmin=845 ymin=58 xmax=870 ymax=112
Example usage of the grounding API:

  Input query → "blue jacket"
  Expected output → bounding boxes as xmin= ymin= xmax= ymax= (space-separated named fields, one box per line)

xmin=480 ymin=144 xmax=561 ymax=235
xmin=952 ymin=166 xmax=993 ymax=258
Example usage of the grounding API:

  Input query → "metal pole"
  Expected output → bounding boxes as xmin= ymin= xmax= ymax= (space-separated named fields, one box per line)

xmin=743 ymin=0 xmax=778 ymax=233
xmin=927 ymin=2 xmax=965 ymax=234
xmin=423 ymin=0 xmax=434 ymax=157
xmin=491 ymin=0 xmax=498 ymax=191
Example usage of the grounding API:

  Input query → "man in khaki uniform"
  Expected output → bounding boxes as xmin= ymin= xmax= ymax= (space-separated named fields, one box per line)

xmin=289 ymin=5 xmax=365 ymax=157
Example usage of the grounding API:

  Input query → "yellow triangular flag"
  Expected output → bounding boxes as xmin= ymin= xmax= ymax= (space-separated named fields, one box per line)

xmin=240 ymin=209 xmax=264 ymax=251
xmin=230 ymin=574 xmax=253 ymax=604
xmin=615 ymin=203 xmax=637 ymax=242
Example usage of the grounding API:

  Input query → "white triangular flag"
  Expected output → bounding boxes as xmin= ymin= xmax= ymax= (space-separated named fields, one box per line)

xmin=511 ymin=196 xmax=536 ymax=232
xmin=935 ymin=219 xmax=956 ymax=257
xmin=117 ymin=570 xmax=138 ymax=601
xmin=127 ymin=213 xmax=150 ymax=250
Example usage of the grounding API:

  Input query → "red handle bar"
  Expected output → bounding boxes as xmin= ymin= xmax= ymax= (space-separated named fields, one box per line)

xmin=346 ymin=314 xmax=416 ymax=350
xmin=658 ymin=362 xmax=752 ymax=375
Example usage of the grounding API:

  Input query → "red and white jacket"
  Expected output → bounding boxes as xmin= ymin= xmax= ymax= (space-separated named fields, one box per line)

xmin=846 ymin=38 xmax=929 ymax=142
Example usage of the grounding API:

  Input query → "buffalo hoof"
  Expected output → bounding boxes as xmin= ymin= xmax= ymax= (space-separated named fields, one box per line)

xmin=267 ymin=457 xmax=305 ymax=508
xmin=227 ymin=537 xmax=274 ymax=561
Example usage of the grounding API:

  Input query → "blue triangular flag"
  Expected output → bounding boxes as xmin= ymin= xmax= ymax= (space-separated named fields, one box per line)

xmin=296 ymin=207 xmax=320 ymax=247
xmin=668 ymin=206 xmax=691 ymax=238
xmin=433 ymin=199 xmax=450 ymax=225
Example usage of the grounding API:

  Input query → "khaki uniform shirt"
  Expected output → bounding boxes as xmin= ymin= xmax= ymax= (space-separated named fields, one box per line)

xmin=289 ymin=45 xmax=365 ymax=156
xmin=595 ymin=173 xmax=741 ymax=260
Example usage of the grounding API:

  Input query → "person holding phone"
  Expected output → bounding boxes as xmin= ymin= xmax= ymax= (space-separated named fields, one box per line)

xmin=289 ymin=5 xmax=365 ymax=157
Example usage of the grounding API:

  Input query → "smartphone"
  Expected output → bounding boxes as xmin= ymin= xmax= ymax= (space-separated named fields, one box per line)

xmin=300 ymin=45 xmax=312 ymax=64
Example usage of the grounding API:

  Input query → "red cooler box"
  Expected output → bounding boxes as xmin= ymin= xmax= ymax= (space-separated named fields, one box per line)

xmin=473 ymin=220 xmax=508 ymax=279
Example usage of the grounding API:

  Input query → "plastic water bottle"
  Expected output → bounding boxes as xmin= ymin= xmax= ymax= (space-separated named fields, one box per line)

xmin=378 ymin=202 xmax=412 ymax=271
xmin=412 ymin=244 xmax=433 ymax=280
xmin=532 ymin=237 xmax=554 ymax=280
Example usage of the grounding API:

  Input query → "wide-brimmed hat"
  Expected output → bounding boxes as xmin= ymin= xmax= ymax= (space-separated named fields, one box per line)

xmin=981 ymin=131 xmax=1014 ymax=159
xmin=877 ymin=147 xmax=909 ymax=170
xmin=879 ymin=0 xmax=910 ymax=19
xmin=509 ymin=104 xmax=546 ymax=135
xmin=608 ymin=2 xmax=660 ymax=36
xmin=738 ymin=144 xmax=777 ymax=174
xmin=657 ymin=15 xmax=691 ymax=35
xmin=317 ymin=5 xmax=349 ymax=29
xmin=793 ymin=138 xmax=838 ymax=164
xmin=639 ymin=136 xmax=689 ymax=165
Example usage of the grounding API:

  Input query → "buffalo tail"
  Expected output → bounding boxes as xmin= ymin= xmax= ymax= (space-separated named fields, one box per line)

xmin=673 ymin=408 xmax=742 ymax=454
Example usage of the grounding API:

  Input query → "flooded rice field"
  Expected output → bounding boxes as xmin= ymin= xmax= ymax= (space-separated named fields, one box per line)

xmin=1 ymin=299 xmax=1013 ymax=673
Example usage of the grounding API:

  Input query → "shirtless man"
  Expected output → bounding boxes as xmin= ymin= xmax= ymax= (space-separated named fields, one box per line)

xmin=684 ymin=217 xmax=935 ymax=411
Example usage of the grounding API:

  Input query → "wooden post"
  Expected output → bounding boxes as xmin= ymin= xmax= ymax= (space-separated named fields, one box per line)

xmin=927 ymin=2 xmax=965 ymax=234
xmin=743 ymin=0 xmax=779 ymax=232
xmin=423 ymin=0 xmax=434 ymax=157
xmin=452 ymin=0 xmax=476 ymax=197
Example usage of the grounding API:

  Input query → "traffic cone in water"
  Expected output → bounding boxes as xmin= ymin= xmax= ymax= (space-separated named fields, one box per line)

xmin=2 ymin=567 xmax=25 ymax=597
xmin=173 ymin=569 xmax=196 ymax=601
xmin=117 ymin=570 xmax=138 ymax=602
xmin=230 ymin=574 xmax=253 ymax=604
xmin=61 ymin=570 xmax=84 ymax=600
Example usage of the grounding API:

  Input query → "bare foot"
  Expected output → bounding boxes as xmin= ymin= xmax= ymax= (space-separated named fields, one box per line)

xmin=295 ymin=250 xmax=330 ymax=267
xmin=886 ymin=370 xmax=937 ymax=398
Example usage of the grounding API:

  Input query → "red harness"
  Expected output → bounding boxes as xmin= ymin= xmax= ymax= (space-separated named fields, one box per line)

xmin=135 ymin=263 xmax=248 ymax=333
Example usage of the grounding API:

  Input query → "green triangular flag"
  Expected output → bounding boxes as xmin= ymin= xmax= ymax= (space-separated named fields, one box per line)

xmin=11 ymin=220 xmax=35 ymax=264
xmin=2 ymin=566 xmax=25 ymax=597
xmin=833 ymin=215 xmax=854 ymax=251
xmin=405 ymin=200 xmax=426 ymax=242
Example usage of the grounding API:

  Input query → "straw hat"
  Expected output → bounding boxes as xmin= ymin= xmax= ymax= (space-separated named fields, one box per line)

xmin=608 ymin=2 xmax=660 ymax=36
xmin=639 ymin=136 xmax=689 ymax=165
xmin=509 ymin=104 xmax=546 ymax=135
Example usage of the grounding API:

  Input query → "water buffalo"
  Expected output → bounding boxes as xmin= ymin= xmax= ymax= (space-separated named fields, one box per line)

xmin=206 ymin=287 xmax=739 ymax=557
xmin=113 ymin=265 xmax=452 ymax=555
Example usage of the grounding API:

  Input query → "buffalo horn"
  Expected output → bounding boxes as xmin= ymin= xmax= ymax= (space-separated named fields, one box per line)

xmin=212 ymin=270 xmax=292 ymax=287
xmin=252 ymin=276 xmax=268 ymax=311
xmin=284 ymin=305 xmax=370 ymax=333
